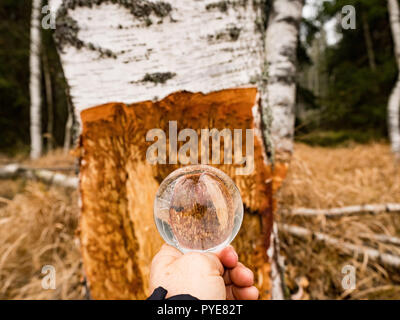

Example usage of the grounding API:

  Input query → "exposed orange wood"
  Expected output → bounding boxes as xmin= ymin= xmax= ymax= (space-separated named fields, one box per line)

xmin=79 ymin=88 xmax=282 ymax=299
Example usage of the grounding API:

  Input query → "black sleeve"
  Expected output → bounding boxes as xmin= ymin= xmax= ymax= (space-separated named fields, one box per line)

xmin=147 ymin=287 xmax=199 ymax=300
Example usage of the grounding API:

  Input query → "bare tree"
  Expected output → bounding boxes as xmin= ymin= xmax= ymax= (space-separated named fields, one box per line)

xmin=63 ymin=90 xmax=73 ymax=154
xmin=29 ymin=0 xmax=43 ymax=159
xmin=42 ymin=50 xmax=54 ymax=151
xmin=361 ymin=9 xmax=376 ymax=72
xmin=388 ymin=0 xmax=400 ymax=158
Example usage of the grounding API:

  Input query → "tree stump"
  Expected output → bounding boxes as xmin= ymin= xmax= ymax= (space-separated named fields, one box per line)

xmin=52 ymin=0 xmax=302 ymax=300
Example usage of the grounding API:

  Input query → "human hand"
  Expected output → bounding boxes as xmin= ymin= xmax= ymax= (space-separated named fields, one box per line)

xmin=149 ymin=244 xmax=258 ymax=300
xmin=216 ymin=245 xmax=259 ymax=300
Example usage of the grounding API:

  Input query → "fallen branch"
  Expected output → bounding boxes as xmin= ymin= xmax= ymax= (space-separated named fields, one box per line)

xmin=0 ymin=164 xmax=78 ymax=189
xmin=279 ymin=224 xmax=400 ymax=269
xmin=351 ymin=285 xmax=400 ymax=299
xmin=283 ymin=203 xmax=400 ymax=217
xmin=20 ymin=166 xmax=76 ymax=172
xmin=359 ymin=233 xmax=400 ymax=246
xmin=268 ymin=223 xmax=287 ymax=300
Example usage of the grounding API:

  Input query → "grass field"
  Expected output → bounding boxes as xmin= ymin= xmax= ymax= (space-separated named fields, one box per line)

xmin=278 ymin=143 xmax=400 ymax=299
xmin=0 ymin=143 xmax=399 ymax=299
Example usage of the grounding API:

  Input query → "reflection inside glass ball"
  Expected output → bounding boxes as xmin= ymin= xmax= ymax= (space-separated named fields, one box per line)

xmin=154 ymin=165 xmax=243 ymax=253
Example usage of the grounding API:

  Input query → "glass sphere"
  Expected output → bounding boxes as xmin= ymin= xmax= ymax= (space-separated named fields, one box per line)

xmin=154 ymin=165 xmax=243 ymax=253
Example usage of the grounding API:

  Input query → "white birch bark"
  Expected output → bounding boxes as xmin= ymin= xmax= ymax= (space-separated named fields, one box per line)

xmin=265 ymin=0 xmax=304 ymax=155
xmin=388 ymin=0 xmax=400 ymax=156
xmin=52 ymin=1 xmax=266 ymax=122
xmin=29 ymin=0 xmax=43 ymax=159
xmin=52 ymin=0 xmax=303 ymax=157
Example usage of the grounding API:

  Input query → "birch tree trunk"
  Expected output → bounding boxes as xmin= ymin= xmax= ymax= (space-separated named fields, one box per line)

xmin=264 ymin=0 xmax=304 ymax=300
xmin=362 ymin=10 xmax=376 ymax=72
xmin=388 ymin=0 xmax=400 ymax=157
xmin=63 ymin=92 xmax=73 ymax=154
xmin=42 ymin=50 xmax=54 ymax=151
xmin=52 ymin=0 xmax=302 ymax=300
xmin=265 ymin=0 xmax=304 ymax=159
xmin=29 ymin=0 xmax=43 ymax=159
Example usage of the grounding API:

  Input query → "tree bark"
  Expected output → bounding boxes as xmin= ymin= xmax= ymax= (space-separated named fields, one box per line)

xmin=53 ymin=0 xmax=267 ymax=122
xmin=63 ymin=94 xmax=73 ymax=154
xmin=29 ymin=0 xmax=43 ymax=159
xmin=52 ymin=0 xmax=302 ymax=300
xmin=388 ymin=0 xmax=400 ymax=157
xmin=361 ymin=10 xmax=376 ymax=72
xmin=265 ymin=0 xmax=304 ymax=158
xmin=42 ymin=50 xmax=54 ymax=151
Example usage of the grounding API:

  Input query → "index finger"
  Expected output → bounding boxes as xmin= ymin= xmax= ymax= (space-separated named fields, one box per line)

xmin=215 ymin=245 xmax=238 ymax=269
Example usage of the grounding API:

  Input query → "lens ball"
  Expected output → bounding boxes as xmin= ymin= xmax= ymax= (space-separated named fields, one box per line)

xmin=154 ymin=165 xmax=243 ymax=253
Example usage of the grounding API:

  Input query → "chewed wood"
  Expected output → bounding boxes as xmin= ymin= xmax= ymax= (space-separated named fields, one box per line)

xmin=79 ymin=88 xmax=277 ymax=299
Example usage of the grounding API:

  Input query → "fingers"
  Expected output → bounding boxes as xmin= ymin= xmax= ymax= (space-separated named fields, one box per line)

xmin=223 ymin=259 xmax=257 ymax=300
xmin=226 ymin=285 xmax=259 ymax=300
xmin=223 ymin=262 xmax=254 ymax=287
xmin=223 ymin=269 xmax=232 ymax=285
xmin=215 ymin=245 xmax=238 ymax=269
xmin=230 ymin=263 xmax=254 ymax=287
xmin=233 ymin=286 xmax=259 ymax=300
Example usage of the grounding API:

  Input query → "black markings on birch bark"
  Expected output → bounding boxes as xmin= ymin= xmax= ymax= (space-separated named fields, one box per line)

xmin=205 ymin=0 xmax=250 ymax=12
xmin=55 ymin=0 xmax=173 ymax=57
xmin=208 ymin=26 xmax=242 ymax=42
xmin=142 ymin=72 xmax=176 ymax=84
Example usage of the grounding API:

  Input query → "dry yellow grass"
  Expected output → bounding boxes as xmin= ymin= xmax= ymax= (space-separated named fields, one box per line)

xmin=279 ymin=142 xmax=400 ymax=208
xmin=0 ymin=181 xmax=85 ymax=299
xmin=22 ymin=149 xmax=76 ymax=169
xmin=0 ymin=143 xmax=399 ymax=299
xmin=278 ymin=142 xmax=400 ymax=299
xmin=0 ymin=148 xmax=84 ymax=299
